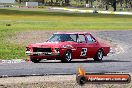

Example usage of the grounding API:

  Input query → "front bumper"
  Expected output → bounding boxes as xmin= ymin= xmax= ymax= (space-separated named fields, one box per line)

xmin=26 ymin=51 xmax=60 ymax=56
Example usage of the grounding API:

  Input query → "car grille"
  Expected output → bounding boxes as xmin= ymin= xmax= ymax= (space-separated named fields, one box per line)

xmin=33 ymin=48 xmax=52 ymax=52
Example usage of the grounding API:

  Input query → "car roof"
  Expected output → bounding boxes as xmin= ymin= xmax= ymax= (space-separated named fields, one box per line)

xmin=54 ymin=32 xmax=91 ymax=35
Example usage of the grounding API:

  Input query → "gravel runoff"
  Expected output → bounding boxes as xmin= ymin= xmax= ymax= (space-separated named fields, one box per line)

xmin=0 ymin=75 xmax=132 ymax=88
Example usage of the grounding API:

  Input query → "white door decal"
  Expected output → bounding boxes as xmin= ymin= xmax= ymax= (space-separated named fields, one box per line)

xmin=80 ymin=48 xmax=87 ymax=56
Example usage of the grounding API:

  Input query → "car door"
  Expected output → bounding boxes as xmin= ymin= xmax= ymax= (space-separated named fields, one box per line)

xmin=85 ymin=34 xmax=99 ymax=58
xmin=76 ymin=34 xmax=88 ymax=59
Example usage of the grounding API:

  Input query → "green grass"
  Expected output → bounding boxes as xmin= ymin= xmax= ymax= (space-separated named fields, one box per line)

xmin=0 ymin=8 xmax=132 ymax=59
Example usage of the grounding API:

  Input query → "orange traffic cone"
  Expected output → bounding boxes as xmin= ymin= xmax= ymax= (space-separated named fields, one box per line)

xmin=26 ymin=56 xmax=31 ymax=63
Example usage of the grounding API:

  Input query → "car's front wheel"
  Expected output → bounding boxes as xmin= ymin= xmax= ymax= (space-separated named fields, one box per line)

xmin=31 ymin=58 xmax=41 ymax=63
xmin=93 ymin=49 xmax=103 ymax=62
xmin=61 ymin=50 xmax=72 ymax=63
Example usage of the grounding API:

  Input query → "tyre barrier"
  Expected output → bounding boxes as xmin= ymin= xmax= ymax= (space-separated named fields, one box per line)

xmin=18 ymin=6 xmax=46 ymax=8
xmin=0 ymin=59 xmax=25 ymax=64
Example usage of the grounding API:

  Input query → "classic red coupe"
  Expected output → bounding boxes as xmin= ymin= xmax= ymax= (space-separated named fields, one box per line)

xmin=26 ymin=32 xmax=110 ymax=63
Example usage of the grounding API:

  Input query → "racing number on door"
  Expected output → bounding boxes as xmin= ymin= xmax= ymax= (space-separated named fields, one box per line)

xmin=80 ymin=48 xmax=87 ymax=56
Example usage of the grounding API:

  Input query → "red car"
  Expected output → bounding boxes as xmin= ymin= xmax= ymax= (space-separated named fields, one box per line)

xmin=26 ymin=32 xmax=110 ymax=63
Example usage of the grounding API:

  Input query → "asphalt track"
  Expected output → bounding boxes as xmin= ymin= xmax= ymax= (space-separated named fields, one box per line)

xmin=0 ymin=30 xmax=132 ymax=77
xmin=50 ymin=7 xmax=132 ymax=15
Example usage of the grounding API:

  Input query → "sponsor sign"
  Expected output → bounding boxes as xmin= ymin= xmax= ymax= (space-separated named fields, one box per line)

xmin=76 ymin=67 xmax=131 ymax=85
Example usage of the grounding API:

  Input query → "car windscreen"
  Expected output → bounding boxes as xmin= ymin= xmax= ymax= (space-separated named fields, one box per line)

xmin=48 ymin=34 xmax=77 ymax=42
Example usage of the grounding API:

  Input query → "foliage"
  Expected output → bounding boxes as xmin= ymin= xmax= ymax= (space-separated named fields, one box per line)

xmin=15 ymin=0 xmax=132 ymax=11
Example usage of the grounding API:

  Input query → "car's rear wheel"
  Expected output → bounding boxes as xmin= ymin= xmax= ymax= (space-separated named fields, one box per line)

xmin=93 ymin=49 xmax=103 ymax=62
xmin=61 ymin=50 xmax=72 ymax=63
xmin=31 ymin=58 xmax=41 ymax=63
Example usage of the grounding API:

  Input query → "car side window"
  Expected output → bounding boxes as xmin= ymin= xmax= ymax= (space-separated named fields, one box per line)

xmin=70 ymin=34 xmax=77 ymax=42
xmin=78 ymin=35 xmax=86 ymax=43
xmin=86 ymin=35 xmax=96 ymax=43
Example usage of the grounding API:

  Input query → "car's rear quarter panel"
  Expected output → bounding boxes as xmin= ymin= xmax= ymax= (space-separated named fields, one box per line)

xmin=103 ymin=47 xmax=110 ymax=56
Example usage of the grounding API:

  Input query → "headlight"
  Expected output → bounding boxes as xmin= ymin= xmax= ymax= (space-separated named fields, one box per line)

xmin=54 ymin=48 xmax=60 ymax=53
xmin=26 ymin=47 xmax=30 ymax=51
xmin=25 ymin=47 xmax=31 ymax=55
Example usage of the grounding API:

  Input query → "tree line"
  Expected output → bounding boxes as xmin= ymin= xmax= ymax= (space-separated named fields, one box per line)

xmin=15 ymin=0 xmax=132 ymax=11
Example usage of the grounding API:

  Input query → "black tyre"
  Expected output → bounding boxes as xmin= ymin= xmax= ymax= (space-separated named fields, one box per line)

xmin=93 ymin=49 xmax=103 ymax=62
xmin=61 ymin=50 xmax=72 ymax=63
xmin=76 ymin=76 xmax=86 ymax=85
xmin=31 ymin=58 xmax=41 ymax=63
